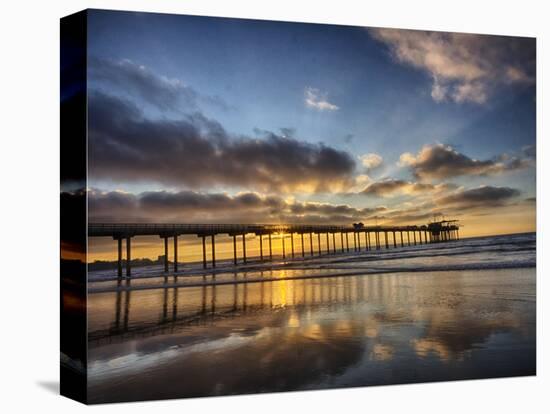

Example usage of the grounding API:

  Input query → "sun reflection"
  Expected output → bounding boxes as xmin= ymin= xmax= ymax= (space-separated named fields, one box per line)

xmin=304 ymin=323 xmax=323 ymax=339
xmin=287 ymin=312 xmax=300 ymax=328
xmin=335 ymin=320 xmax=352 ymax=335
xmin=278 ymin=280 xmax=288 ymax=307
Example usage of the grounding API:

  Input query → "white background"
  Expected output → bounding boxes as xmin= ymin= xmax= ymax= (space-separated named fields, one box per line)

xmin=0 ymin=0 xmax=547 ymax=412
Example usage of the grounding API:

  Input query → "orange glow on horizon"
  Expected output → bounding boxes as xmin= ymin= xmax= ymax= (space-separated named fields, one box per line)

xmin=86 ymin=203 xmax=535 ymax=263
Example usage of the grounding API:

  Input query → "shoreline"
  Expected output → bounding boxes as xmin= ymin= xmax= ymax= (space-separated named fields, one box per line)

xmin=88 ymin=263 xmax=535 ymax=293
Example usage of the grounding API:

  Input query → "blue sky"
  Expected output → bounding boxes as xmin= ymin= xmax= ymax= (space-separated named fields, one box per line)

xmin=84 ymin=9 xmax=536 ymax=236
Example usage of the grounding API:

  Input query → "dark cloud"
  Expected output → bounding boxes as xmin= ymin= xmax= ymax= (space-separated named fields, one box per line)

xmin=361 ymin=199 xmax=438 ymax=225
xmin=289 ymin=202 xmax=386 ymax=217
xmin=88 ymin=91 xmax=356 ymax=193
xmin=361 ymin=178 xmax=455 ymax=197
xmin=138 ymin=190 xmax=285 ymax=212
xmin=89 ymin=189 xmax=278 ymax=220
xmin=435 ymin=186 xmax=521 ymax=209
xmin=361 ymin=185 xmax=523 ymax=224
xmin=89 ymin=189 xmax=139 ymax=212
xmin=400 ymin=144 xmax=532 ymax=180
xmin=362 ymin=179 xmax=409 ymax=196
xmin=277 ymin=213 xmax=379 ymax=225
xmin=382 ymin=211 xmax=436 ymax=224
xmin=88 ymin=189 xmax=385 ymax=224
xmin=88 ymin=57 xmax=231 ymax=112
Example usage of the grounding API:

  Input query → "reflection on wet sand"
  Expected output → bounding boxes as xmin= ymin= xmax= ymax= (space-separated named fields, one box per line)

xmin=88 ymin=268 xmax=535 ymax=403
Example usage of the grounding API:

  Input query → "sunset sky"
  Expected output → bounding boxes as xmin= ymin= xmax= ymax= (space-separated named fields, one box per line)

xmin=83 ymin=10 xmax=536 ymax=260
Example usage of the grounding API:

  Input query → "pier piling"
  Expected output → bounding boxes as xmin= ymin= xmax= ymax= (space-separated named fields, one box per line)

xmin=211 ymin=234 xmax=216 ymax=268
xmin=126 ymin=236 xmax=131 ymax=277
xmin=202 ymin=236 xmax=206 ymax=269
xmin=242 ymin=234 xmax=247 ymax=263
xmin=117 ymin=238 xmax=122 ymax=278
xmin=260 ymin=235 xmax=264 ymax=261
xmin=174 ymin=235 xmax=178 ymax=272
xmin=233 ymin=235 xmax=237 ymax=265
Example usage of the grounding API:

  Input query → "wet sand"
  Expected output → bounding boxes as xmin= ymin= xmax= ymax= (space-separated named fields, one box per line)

xmin=87 ymin=267 xmax=536 ymax=403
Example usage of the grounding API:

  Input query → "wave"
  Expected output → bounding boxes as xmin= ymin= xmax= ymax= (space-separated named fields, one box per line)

xmin=88 ymin=259 xmax=535 ymax=293
xmin=88 ymin=233 xmax=536 ymax=289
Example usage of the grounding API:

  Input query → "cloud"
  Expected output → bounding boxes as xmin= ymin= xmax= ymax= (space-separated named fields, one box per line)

xmin=304 ymin=87 xmax=339 ymax=111
xmin=88 ymin=57 xmax=231 ymax=112
xmin=88 ymin=189 xmax=386 ymax=224
xmin=382 ymin=211 xmax=436 ymax=224
xmin=358 ymin=153 xmax=383 ymax=171
xmin=361 ymin=178 xmax=455 ymax=197
xmin=370 ymin=29 xmax=535 ymax=104
xmin=361 ymin=185 xmax=521 ymax=224
xmin=87 ymin=184 xmax=524 ymax=227
xmin=355 ymin=174 xmax=371 ymax=185
xmin=288 ymin=201 xmax=386 ymax=218
xmin=88 ymin=91 xmax=356 ymax=193
xmin=522 ymin=144 xmax=536 ymax=159
xmin=399 ymin=144 xmax=532 ymax=180
xmin=435 ymin=185 xmax=520 ymax=209
xmin=279 ymin=127 xmax=296 ymax=138
xmin=89 ymin=189 xmax=286 ymax=222
xmin=362 ymin=179 xmax=409 ymax=196
xmin=355 ymin=197 xmax=439 ymax=225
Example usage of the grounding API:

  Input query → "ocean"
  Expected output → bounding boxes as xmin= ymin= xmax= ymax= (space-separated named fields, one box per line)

xmin=86 ymin=233 xmax=536 ymax=403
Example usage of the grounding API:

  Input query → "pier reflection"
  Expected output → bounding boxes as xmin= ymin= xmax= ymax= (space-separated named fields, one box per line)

xmin=91 ymin=272 xmax=379 ymax=345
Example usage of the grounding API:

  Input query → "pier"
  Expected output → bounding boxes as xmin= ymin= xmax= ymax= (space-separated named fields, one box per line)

xmin=89 ymin=220 xmax=460 ymax=279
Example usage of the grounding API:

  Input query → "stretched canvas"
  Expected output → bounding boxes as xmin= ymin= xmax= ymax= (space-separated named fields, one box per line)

xmin=60 ymin=9 xmax=536 ymax=404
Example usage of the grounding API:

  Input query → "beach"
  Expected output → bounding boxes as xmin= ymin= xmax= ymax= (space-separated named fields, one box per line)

xmin=87 ymin=233 xmax=536 ymax=403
